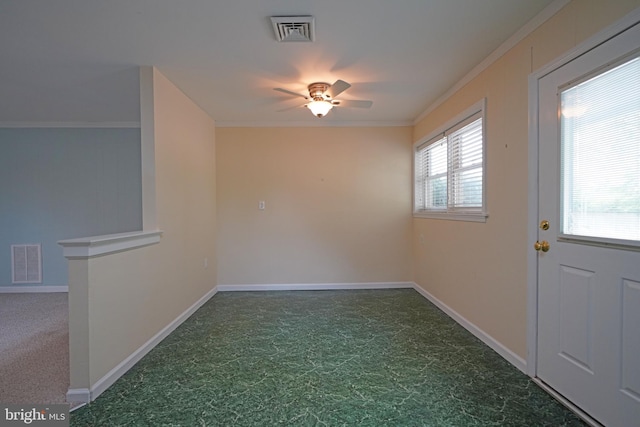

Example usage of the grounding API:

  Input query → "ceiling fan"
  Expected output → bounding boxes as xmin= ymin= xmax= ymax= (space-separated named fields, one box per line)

xmin=274 ymin=80 xmax=373 ymax=118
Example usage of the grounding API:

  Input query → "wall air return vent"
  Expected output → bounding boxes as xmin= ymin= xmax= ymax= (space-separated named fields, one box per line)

xmin=11 ymin=244 xmax=42 ymax=284
xmin=270 ymin=16 xmax=315 ymax=42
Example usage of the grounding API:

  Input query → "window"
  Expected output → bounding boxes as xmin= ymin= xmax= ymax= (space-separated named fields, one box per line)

xmin=414 ymin=100 xmax=487 ymax=221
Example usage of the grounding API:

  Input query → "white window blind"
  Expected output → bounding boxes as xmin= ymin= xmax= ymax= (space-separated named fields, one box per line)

xmin=414 ymin=102 xmax=485 ymax=221
xmin=561 ymin=56 xmax=640 ymax=241
xmin=448 ymin=116 xmax=483 ymax=209
xmin=416 ymin=136 xmax=447 ymax=209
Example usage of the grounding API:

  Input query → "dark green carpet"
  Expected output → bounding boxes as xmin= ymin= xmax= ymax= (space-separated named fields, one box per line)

xmin=71 ymin=289 xmax=585 ymax=426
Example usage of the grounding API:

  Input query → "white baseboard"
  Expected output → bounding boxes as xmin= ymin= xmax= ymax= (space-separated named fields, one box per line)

xmin=66 ymin=388 xmax=91 ymax=404
xmin=71 ymin=286 xmax=218 ymax=402
xmin=69 ymin=402 xmax=87 ymax=412
xmin=69 ymin=282 xmax=525 ymax=403
xmin=217 ymin=282 xmax=414 ymax=292
xmin=218 ymin=281 xmax=526 ymax=372
xmin=411 ymin=282 xmax=527 ymax=373
xmin=0 ymin=285 xmax=68 ymax=293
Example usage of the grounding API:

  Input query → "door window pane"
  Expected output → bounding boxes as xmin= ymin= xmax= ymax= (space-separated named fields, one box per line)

xmin=561 ymin=56 xmax=640 ymax=241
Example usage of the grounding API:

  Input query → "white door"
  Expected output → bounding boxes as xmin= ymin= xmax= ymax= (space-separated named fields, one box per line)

xmin=536 ymin=23 xmax=640 ymax=427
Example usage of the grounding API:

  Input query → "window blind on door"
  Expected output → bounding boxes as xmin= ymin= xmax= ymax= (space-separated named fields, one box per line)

xmin=561 ymin=56 xmax=640 ymax=241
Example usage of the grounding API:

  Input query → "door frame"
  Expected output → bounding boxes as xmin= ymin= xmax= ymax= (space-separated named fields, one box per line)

xmin=526 ymin=3 xmax=640 ymax=413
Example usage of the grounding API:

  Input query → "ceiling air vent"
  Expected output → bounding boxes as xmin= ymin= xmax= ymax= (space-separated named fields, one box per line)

xmin=270 ymin=16 xmax=315 ymax=42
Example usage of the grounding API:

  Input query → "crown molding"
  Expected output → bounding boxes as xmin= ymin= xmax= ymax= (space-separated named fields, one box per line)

xmin=0 ymin=121 xmax=141 ymax=129
xmin=413 ymin=0 xmax=570 ymax=125
xmin=215 ymin=120 xmax=412 ymax=128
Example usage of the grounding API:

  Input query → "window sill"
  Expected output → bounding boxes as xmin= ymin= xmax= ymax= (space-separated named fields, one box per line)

xmin=413 ymin=211 xmax=488 ymax=223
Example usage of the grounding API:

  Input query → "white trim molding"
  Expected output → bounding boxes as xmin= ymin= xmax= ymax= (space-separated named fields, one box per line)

xmin=413 ymin=212 xmax=489 ymax=223
xmin=66 ymin=388 xmax=91 ymax=405
xmin=0 ymin=285 xmax=68 ymax=293
xmin=411 ymin=283 xmax=527 ymax=373
xmin=59 ymin=230 xmax=162 ymax=259
xmin=0 ymin=121 xmax=140 ymax=128
xmin=215 ymin=120 xmax=412 ymax=128
xmin=69 ymin=286 xmax=218 ymax=403
xmin=217 ymin=282 xmax=415 ymax=292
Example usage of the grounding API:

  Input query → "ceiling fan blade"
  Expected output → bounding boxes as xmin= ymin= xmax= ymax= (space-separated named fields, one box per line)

xmin=277 ymin=102 xmax=307 ymax=112
xmin=332 ymin=99 xmax=373 ymax=108
xmin=274 ymin=88 xmax=308 ymax=99
xmin=326 ymin=80 xmax=351 ymax=99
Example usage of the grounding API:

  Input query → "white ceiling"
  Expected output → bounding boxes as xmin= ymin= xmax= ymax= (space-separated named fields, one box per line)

xmin=0 ymin=0 xmax=558 ymax=126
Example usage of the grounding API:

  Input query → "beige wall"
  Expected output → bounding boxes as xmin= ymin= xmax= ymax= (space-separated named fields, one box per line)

xmin=68 ymin=68 xmax=217 ymax=389
xmin=216 ymin=127 xmax=413 ymax=285
xmin=412 ymin=0 xmax=640 ymax=359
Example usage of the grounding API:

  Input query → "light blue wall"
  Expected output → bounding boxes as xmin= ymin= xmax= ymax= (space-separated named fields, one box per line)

xmin=0 ymin=128 xmax=142 ymax=287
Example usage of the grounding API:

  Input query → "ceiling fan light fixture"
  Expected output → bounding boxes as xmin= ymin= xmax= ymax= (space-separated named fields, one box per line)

xmin=273 ymin=79 xmax=371 ymax=117
xmin=307 ymin=100 xmax=333 ymax=118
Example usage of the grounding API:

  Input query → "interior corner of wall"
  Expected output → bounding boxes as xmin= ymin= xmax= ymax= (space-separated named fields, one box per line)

xmin=139 ymin=66 xmax=157 ymax=230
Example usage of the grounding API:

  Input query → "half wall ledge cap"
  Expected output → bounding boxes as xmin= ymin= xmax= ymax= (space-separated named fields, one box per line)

xmin=58 ymin=230 xmax=163 ymax=259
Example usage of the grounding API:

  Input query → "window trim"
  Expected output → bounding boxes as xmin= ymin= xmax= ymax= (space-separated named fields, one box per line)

xmin=413 ymin=98 xmax=488 ymax=222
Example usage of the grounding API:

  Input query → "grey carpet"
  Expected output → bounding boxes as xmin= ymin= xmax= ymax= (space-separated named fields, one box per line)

xmin=0 ymin=292 xmax=69 ymax=404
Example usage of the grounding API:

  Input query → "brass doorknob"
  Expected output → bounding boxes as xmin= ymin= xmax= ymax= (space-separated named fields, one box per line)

xmin=534 ymin=240 xmax=550 ymax=252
